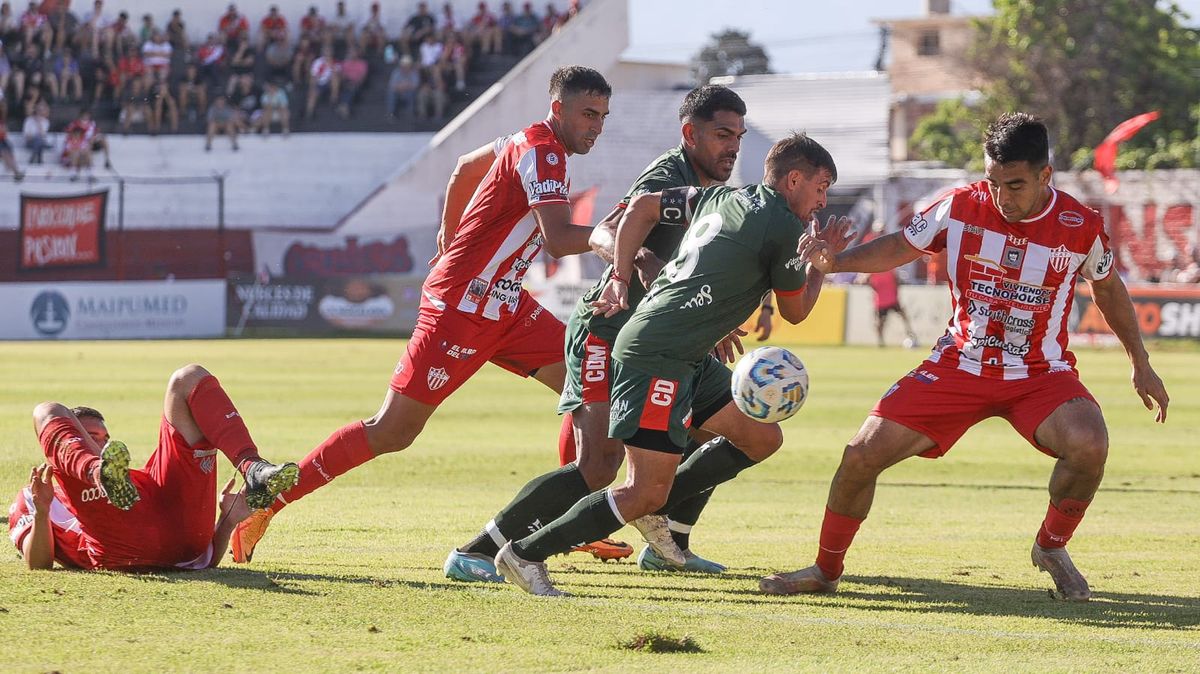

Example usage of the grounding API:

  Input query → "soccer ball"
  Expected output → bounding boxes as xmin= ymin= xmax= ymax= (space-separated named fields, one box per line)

xmin=730 ymin=346 xmax=810 ymax=423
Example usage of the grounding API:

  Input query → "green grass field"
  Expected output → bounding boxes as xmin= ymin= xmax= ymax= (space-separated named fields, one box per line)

xmin=0 ymin=339 xmax=1197 ymax=673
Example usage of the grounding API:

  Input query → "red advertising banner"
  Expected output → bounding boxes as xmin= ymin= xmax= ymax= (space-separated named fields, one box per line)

xmin=19 ymin=191 xmax=108 ymax=270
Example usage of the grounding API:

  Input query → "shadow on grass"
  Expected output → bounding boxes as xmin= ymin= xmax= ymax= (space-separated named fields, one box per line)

xmin=125 ymin=567 xmax=465 ymax=595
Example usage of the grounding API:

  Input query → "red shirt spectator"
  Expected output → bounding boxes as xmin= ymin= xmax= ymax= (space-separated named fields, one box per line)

xmin=300 ymin=6 xmax=325 ymax=41
xmin=197 ymin=35 xmax=226 ymax=66
xmin=218 ymin=4 xmax=249 ymax=42
xmin=260 ymin=5 xmax=286 ymax=38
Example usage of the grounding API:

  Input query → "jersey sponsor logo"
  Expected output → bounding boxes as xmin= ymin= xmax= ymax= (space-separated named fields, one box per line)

xmin=679 ymin=284 xmax=713 ymax=310
xmin=907 ymin=215 xmax=928 ymax=236
xmin=1048 ymin=244 xmax=1073 ymax=274
xmin=963 ymin=224 xmax=986 ymax=236
xmin=969 ymin=333 xmax=1031 ymax=356
xmin=446 ymin=344 xmax=477 ymax=360
xmin=649 ymin=378 xmax=677 ymax=407
xmin=489 ymin=278 xmax=523 ymax=311
xmin=964 ymin=255 xmax=1052 ymax=312
xmin=969 ymin=187 xmax=989 ymax=203
xmin=466 ymin=278 xmax=488 ymax=305
xmin=544 ymin=151 xmax=559 ymax=166
xmin=967 ymin=300 xmax=1036 ymax=335
xmin=427 ymin=367 xmax=450 ymax=391
xmin=1095 ymin=249 xmax=1114 ymax=276
xmin=906 ymin=368 xmax=940 ymax=383
xmin=523 ymin=304 xmax=544 ymax=327
xmin=609 ymin=398 xmax=631 ymax=424
xmin=526 ymin=178 xmax=568 ymax=199
xmin=583 ymin=343 xmax=608 ymax=383
xmin=1058 ymin=210 xmax=1085 ymax=227
xmin=79 ymin=485 xmax=109 ymax=503
xmin=785 ymin=256 xmax=804 ymax=271
xmin=1002 ymin=246 xmax=1025 ymax=269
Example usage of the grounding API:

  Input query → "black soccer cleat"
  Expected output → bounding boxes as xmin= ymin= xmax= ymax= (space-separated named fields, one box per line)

xmin=242 ymin=459 xmax=300 ymax=510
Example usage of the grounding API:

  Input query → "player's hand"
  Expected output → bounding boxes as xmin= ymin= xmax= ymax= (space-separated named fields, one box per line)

xmin=218 ymin=477 xmax=252 ymax=525
xmin=28 ymin=464 xmax=53 ymax=510
xmin=818 ymin=214 xmax=856 ymax=254
xmin=633 ymin=248 xmax=666 ymax=289
xmin=753 ymin=308 xmax=772 ymax=341
xmin=713 ymin=328 xmax=748 ymax=363
xmin=429 ymin=229 xmax=451 ymax=267
xmin=797 ymin=221 xmax=836 ymax=273
xmin=589 ymin=277 xmax=629 ymax=318
xmin=1132 ymin=362 xmax=1169 ymax=423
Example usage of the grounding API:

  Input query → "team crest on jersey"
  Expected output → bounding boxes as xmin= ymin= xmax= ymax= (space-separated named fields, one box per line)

xmin=1058 ymin=211 xmax=1084 ymax=228
xmin=545 ymin=151 xmax=559 ymax=166
xmin=427 ymin=367 xmax=450 ymax=391
xmin=1001 ymin=245 xmax=1024 ymax=269
xmin=1048 ymin=245 xmax=1073 ymax=274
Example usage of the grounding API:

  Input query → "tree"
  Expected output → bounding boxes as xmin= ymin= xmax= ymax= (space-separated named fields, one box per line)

xmin=690 ymin=29 xmax=771 ymax=83
xmin=910 ymin=0 xmax=1200 ymax=170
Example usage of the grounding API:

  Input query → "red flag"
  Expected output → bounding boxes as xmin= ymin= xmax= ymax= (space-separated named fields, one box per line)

xmin=1094 ymin=111 xmax=1160 ymax=194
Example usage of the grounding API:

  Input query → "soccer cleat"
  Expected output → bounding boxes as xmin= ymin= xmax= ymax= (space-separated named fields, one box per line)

xmin=570 ymin=538 xmax=634 ymax=561
xmin=444 ymin=549 xmax=505 ymax=583
xmin=99 ymin=440 xmax=139 ymax=510
xmin=759 ymin=565 xmax=840 ymax=595
xmin=631 ymin=515 xmax=687 ymax=567
xmin=241 ymin=459 xmax=300 ymax=510
xmin=638 ymin=546 xmax=727 ymax=574
xmin=494 ymin=542 xmax=567 ymax=597
xmin=1031 ymin=543 xmax=1091 ymax=601
xmin=231 ymin=508 xmax=275 ymax=563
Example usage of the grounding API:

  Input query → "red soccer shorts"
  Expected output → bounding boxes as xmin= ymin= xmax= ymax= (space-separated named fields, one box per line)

xmin=871 ymin=358 xmax=1098 ymax=458
xmin=390 ymin=291 xmax=565 ymax=406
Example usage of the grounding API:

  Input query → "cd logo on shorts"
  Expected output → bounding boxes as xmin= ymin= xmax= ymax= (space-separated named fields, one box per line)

xmin=30 ymin=290 xmax=70 ymax=336
xmin=427 ymin=367 xmax=450 ymax=391
xmin=545 ymin=152 xmax=559 ymax=166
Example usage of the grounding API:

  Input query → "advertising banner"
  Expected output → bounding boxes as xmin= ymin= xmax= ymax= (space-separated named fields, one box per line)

xmin=227 ymin=275 xmax=424 ymax=335
xmin=19 ymin=191 xmax=108 ymax=270
xmin=2 ymin=280 xmax=224 ymax=340
xmin=1072 ymin=283 xmax=1200 ymax=341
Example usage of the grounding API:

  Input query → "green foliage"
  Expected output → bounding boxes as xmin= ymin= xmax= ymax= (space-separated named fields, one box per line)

xmin=690 ymin=29 xmax=771 ymax=83
xmin=909 ymin=98 xmax=988 ymax=170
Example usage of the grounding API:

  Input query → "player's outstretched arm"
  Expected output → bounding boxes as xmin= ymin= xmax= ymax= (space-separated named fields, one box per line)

xmin=802 ymin=229 xmax=921 ymax=275
xmin=22 ymin=464 xmax=55 ymax=570
xmin=778 ymin=217 xmax=855 ymax=324
xmin=531 ymin=202 xmax=592 ymax=258
xmin=1089 ymin=273 xmax=1169 ymax=423
xmin=590 ymin=193 xmax=663 ymax=317
xmin=432 ymin=141 xmax=498 ymax=264
xmin=210 ymin=477 xmax=250 ymax=567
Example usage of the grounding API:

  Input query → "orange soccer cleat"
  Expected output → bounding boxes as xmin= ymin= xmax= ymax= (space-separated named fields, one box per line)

xmin=231 ymin=508 xmax=276 ymax=563
xmin=570 ymin=537 xmax=634 ymax=561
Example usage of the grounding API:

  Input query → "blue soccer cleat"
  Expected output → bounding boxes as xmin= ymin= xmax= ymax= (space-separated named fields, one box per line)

xmin=444 ymin=549 xmax=505 ymax=583
xmin=637 ymin=546 xmax=727 ymax=574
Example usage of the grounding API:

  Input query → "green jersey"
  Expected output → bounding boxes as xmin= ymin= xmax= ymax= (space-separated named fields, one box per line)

xmin=613 ymin=183 xmax=809 ymax=379
xmin=575 ymin=145 xmax=702 ymax=342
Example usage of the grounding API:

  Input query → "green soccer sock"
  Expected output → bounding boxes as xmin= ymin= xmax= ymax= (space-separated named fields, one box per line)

xmin=512 ymin=489 xmax=624 ymax=563
xmin=461 ymin=464 xmax=592 ymax=557
xmin=658 ymin=437 xmax=756 ymax=516
xmin=665 ymin=438 xmax=715 ymax=550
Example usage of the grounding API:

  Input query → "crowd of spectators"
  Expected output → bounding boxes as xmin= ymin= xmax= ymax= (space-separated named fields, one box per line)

xmin=0 ymin=0 xmax=582 ymax=177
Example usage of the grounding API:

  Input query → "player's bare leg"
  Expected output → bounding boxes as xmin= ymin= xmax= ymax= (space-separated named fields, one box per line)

xmin=760 ymin=416 xmax=933 ymax=594
xmin=1028 ymin=397 xmax=1108 ymax=601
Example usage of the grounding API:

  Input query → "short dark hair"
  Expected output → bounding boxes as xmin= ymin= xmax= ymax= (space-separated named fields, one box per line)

xmin=548 ymin=65 xmax=611 ymax=100
xmin=72 ymin=406 xmax=105 ymax=423
xmin=984 ymin=112 xmax=1049 ymax=167
xmin=764 ymin=132 xmax=837 ymax=184
xmin=678 ymin=85 xmax=746 ymax=122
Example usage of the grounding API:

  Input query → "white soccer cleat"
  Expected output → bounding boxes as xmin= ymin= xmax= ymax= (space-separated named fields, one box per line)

xmin=631 ymin=515 xmax=687 ymax=567
xmin=494 ymin=542 xmax=567 ymax=597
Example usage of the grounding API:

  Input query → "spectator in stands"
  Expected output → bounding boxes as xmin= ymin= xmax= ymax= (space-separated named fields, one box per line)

xmin=263 ymin=35 xmax=292 ymax=83
xmin=141 ymin=30 xmax=172 ymax=83
xmin=386 ymin=53 xmax=419 ymax=120
xmin=540 ymin=3 xmax=560 ymax=40
xmin=441 ymin=31 xmax=468 ymax=92
xmin=335 ymin=45 xmax=367 ymax=118
xmin=231 ymin=74 xmax=260 ymax=126
xmin=0 ymin=43 xmax=13 ymax=103
xmin=299 ymin=5 xmax=324 ymax=45
xmin=254 ymin=80 xmax=289 ymax=136
xmin=120 ymin=76 xmax=151 ymax=133
xmin=66 ymin=108 xmax=111 ymax=169
xmin=466 ymin=2 xmax=501 ymax=56
xmin=148 ymin=78 xmax=177 ymax=134
xmin=53 ymin=47 xmax=82 ymax=102
xmin=0 ymin=107 xmax=23 ymax=180
xmin=60 ymin=123 xmax=88 ymax=177
xmin=114 ymin=41 xmax=144 ymax=96
xmin=166 ymin=9 xmax=188 ymax=51
xmin=438 ymin=2 xmax=459 ymax=38
xmin=509 ymin=2 xmax=540 ymax=54
xmin=205 ymin=95 xmax=239 ymax=151
xmin=0 ymin=3 xmax=20 ymax=46
xmin=304 ymin=44 xmax=338 ymax=119
xmin=21 ymin=80 xmax=45 ymax=119
xmin=218 ymin=4 xmax=249 ymax=50
xmin=17 ymin=42 xmax=51 ymax=104
xmin=225 ymin=33 xmax=255 ymax=96
xmin=22 ymin=99 xmax=49 ymax=164
xmin=20 ymin=1 xmax=50 ymax=47
xmin=399 ymin=2 xmax=435 ymax=58
xmin=176 ymin=62 xmax=206 ymax=123
xmin=359 ymin=2 xmax=387 ymax=57
xmin=137 ymin=13 xmax=157 ymax=44
xmin=291 ymin=35 xmax=316 ymax=86
xmin=101 ymin=11 xmax=134 ymax=56
xmin=415 ymin=55 xmax=446 ymax=121
xmin=328 ymin=1 xmax=355 ymax=56
xmin=81 ymin=0 xmax=107 ymax=32
xmin=259 ymin=5 xmax=287 ymax=50
xmin=44 ymin=2 xmax=77 ymax=52
xmin=196 ymin=33 xmax=226 ymax=89
xmin=418 ymin=31 xmax=443 ymax=73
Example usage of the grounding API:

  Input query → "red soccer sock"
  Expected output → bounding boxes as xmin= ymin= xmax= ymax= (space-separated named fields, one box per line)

xmin=39 ymin=417 xmax=101 ymax=486
xmin=188 ymin=375 xmax=261 ymax=472
xmin=558 ymin=412 xmax=576 ymax=465
xmin=271 ymin=421 xmax=374 ymax=513
xmin=815 ymin=507 xmax=864 ymax=581
xmin=1036 ymin=498 xmax=1090 ymax=549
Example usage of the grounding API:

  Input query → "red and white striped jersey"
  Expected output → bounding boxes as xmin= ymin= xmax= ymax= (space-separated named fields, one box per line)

xmin=8 ymin=486 xmax=92 ymax=569
xmin=424 ymin=120 xmax=571 ymax=320
xmin=904 ymin=181 xmax=1113 ymax=379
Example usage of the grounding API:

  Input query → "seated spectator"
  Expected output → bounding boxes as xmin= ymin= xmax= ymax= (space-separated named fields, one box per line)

xmin=415 ymin=58 xmax=446 ymax=120
xmin=304 ymin=44 xmax=338 ymax=119
xmin=253 ymin=80 xmax=288 ymax=136
xmin=0 ymin=43 xmax=13 ymax=100
xmin=441 ymin=31 xmax=468 ymax=92
xmin=141 ymin=31 xmax=172 ymax=83
xmin=417 ymin=31 xmax=443 ymax=73
xmin=18 ymin=42 xmax=51 ymax=103
xmin=60 ymin=123 xmax=89 ymax=175
xmin=231 ymin=74 xmax=259 ymax=124
xmin=438 ymin=2 xmax=458 ymax=38
xmin=176 ymin=62 xmax=206 ymax=123
xmin=508 ymin=2 xmax=540 ymax=55
xmin=148 ymin=78 xmax=177 ymax=134
xmin=165 ymin=9 xmax=188 ymax=51
xmin=114 ymin=42 xmax=144 ymax=95
xmin=65 ymin=108 xmax=111 ymax=169
xmin=205 ymin=95 xmax=238 ymax=151
xmin=21 ymin=83 xmax=45 ymax=119
xmin=224 ymin=33 xmax=255 ymax=96
xmin=328 ymin=1 xmax=355 ymax=55
xmin=102 ymin=11 xmax=134 ymax=55
xmin=258 ymin=5 xmax=287 ymax=50
xmin=20 ymin=1 xmax=50 ymax=47
xmin=336 ymin=46 xmax=367 ymax=118
xmin=137 ymin=12 xmax=157 ymax=44
xmin=386 ymin=54 xmax=419 ymax=119
xmin=0 ymin=2 xmax=20 ymax=46
xmin=119 ymin=76 xmax=151 ymax=134
xmin=196 ymin=33 xmax=226 ymax=89
xmin=291 ymin=35 xmax=316 ymax=86
xmin=22 ymin=99 xmax=49 ymax=163
xmin=0 ymin=106 xmax=22 ymax=180
xmin=466 ymin=2 xmax=501 ymax=56
xmin=43 ymin=2 xmax=78 ymax=53
xmin=53 ymin=48 xmax=82 ymax=102
xmin=399 ymin=2 xmax=435 ymax=58
xmin=540 ymin=2 xmax=561 ymax=40
xmin=263 ymin=36 xmax=291 ymax=83
xmin=217 ymin=4 xmax=249 ymax=50
xmin=358 ymin=2 xmax=387 ymax=57
xmin=298 ymin=5 xmax=324 ymax=44
xmin=80 ymin=0 xmax=107 ymax=32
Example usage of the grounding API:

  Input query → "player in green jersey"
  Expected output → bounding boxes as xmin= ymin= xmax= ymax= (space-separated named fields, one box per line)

xmin=445 ymin=85 xmax=765 ymax=582
xmin=494 ymin=133 xmax=854 ymax=596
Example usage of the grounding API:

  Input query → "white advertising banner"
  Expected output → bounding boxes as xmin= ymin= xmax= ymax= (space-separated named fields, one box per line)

xmin=3 ymin=280 xmax=225 ymax=340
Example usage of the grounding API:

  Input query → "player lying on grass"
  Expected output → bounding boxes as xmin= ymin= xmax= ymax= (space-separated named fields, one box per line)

xmin=760 ymin=113 xmax=1169 ymax=601
xmin=493 ymin=133 xmax=854 ymax=595
xmin=8 ymin=364 xmax=298 ymax=570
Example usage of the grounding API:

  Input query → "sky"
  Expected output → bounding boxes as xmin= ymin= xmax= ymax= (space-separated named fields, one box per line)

xmin=624 ymin=0 xmax=1200 ymax=74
